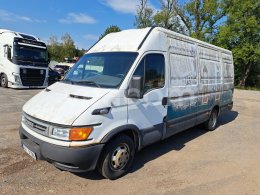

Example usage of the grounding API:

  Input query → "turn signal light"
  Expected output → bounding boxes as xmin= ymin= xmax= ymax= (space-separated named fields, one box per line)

xmin=69 ymin=127 xmax=93 ymax=141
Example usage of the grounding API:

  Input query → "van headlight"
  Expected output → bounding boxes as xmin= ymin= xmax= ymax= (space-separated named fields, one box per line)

xmin=51 ymin=127 xmax=93 ymax=141
xmin=51 ymin=127 xmax=70 ymax=140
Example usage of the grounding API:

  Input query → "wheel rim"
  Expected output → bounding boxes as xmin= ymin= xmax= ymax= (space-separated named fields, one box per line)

xmin=209 ymin=110 xmax=217 ymax=128
xmin=110 ymin=143 xmax=130 ymax=171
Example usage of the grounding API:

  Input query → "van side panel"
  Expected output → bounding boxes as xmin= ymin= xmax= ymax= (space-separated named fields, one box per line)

xmin=165 ymin=36 xmax=234 ymax=138
xmin=166 ymin=37 xmax=198 ymax=137
xmin=221 ymin=53 xmax=234 ymax=111
xmin=196 ymin=46 xmax=222 ymax=115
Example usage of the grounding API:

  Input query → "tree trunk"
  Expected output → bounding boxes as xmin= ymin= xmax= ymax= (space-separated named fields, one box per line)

xmin=194 ymin=0 xmax=200 ymax=38
xmin=239 ymin=63 xmax=252 ymax=87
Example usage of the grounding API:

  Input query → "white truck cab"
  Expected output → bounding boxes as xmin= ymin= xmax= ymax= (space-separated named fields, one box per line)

xmin=0 ymin=29 xmax=49 ymax=88
xmin=19 ymin=27 xmax=234 ymax=179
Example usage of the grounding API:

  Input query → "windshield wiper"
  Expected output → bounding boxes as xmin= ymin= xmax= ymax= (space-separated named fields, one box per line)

xmin=73 ymin=80 xmax=101 ymax=88
xmin=61 ymin=79 xmax=74 ymax=84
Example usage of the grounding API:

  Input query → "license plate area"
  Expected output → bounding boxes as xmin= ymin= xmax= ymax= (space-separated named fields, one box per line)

xmin=22 ymin=144 xmax=36 ymax=160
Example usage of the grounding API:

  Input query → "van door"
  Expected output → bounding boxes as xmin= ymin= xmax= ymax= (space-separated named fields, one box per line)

xmin=165 ymin=38 xmax=198 ymax=138
xmin=127 ymin=53 xmax=168 ymax=147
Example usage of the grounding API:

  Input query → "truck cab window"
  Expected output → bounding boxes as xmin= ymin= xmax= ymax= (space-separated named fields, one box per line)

xmin=133 ymin=53 xmax=165 ymax=93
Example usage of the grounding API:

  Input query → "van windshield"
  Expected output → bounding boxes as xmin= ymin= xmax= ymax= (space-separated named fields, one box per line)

xmin=64 ymin=52 xmax=138 ymax=88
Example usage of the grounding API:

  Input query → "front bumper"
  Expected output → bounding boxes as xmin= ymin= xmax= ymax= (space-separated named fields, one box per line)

xmin=19 ymin=126 xmax=104 ymax=172
xmin=8 ymin=81 xmax=48 ymax=89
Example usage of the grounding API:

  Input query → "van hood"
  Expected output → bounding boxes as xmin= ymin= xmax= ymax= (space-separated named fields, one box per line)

xmin=23 ymin=82 xmax=111 ymax=125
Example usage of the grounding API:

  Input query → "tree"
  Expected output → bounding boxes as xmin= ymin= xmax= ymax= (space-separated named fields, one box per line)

xmin=61 ymin=33 xmax=76 ymax=58
xmin=175 ymin=0 xmax=226 ymax=41
xmin=215 ymin=0 xmax=260 ymax=87
xmin=47 ymin=35 xmax=63 ymax=61
xmin=99 ymin=25 xmax=121 ymax=39
xmin=134 ymin=0 xmax=154 ymax=28
xmin=47 ymin=33 xmax=84 ymax=62
xmin=153 ymin=0 xmax=185 ymax=33
xmin=134 ymin=0 xmax=225 ymax=37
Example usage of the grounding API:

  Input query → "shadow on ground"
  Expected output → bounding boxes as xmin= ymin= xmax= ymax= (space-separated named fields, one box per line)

xmin=76 ymin=110 xmax=238 ymax=180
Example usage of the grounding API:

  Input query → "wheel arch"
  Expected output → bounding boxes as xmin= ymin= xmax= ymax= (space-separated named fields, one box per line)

xmin=100 ymin=124 xmax=141 ymax=151
xmin=212 ymin=104 xmax=220 ymax=116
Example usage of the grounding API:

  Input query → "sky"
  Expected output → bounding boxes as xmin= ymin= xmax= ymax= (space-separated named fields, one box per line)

xmin=0 ymin=0 xmax=166 ymax=49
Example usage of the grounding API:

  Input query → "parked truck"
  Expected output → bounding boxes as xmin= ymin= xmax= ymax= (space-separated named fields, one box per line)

xmin=19 ymin=27 xmax=234 ymax=179
xmin=0 ymin=29 xmax=49 ymax=88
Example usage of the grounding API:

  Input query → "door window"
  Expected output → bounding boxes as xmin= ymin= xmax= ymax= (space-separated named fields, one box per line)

xmin=133 ymin=53 xmax=165 ymax=93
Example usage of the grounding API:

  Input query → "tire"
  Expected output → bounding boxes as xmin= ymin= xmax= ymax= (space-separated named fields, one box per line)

xmin=204 ymin=108 xmax=218 ymax=131
xmin=98 ymin=134 xmax=135 ymax=180
xmin=1 ymin=74 xmax=8 ymax=88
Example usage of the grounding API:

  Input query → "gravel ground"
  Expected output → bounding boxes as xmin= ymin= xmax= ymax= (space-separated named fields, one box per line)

xmin=0 ymin=88 xmax=259 ymax=195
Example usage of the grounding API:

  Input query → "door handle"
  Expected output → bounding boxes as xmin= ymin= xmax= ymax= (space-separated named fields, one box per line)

xmin=162 ymin=97 xmax=168 ymax=106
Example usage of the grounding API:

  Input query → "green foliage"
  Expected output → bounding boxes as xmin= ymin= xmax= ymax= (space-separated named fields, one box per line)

xmin=99 ymin=25 xmax=121 ymax=39
xmin=135 ymin=0 xmax=225 ymax=39
xmin=176 ymin=0 xmax=226 ymax=41
xmin=47 ymin=33 xmax=84 ymax=62
xmin=134 ymin=0 xmax=154 ymax=28
xmin=47 ymin=36 xmax=63 ymax=62
xmin=153 ymin=0 xmax=185 ymax=33
xmin=215 ymin=0 xmax=260 ymax=87
xmin=61 ymin=33 xmax=75 ymax=58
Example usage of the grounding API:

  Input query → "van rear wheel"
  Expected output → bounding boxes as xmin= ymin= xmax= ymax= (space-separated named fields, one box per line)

xmin=98 ymin=134 xmax=135 ymax=180
xmin=204 ymin=109 xmax=218 ymax=131
xmin=1 ymin=74 xmax=8 ymax=88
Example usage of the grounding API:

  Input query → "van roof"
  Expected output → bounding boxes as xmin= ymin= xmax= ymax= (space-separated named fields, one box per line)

xmin=88 ymin=28 xmax=151 ymax=53
xmin=88 ymin=27 xmax=231 ymax=54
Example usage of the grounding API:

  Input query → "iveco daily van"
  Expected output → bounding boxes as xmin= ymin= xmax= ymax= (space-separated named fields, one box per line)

xmin=19 ymin=27 xmax=234 ymax=179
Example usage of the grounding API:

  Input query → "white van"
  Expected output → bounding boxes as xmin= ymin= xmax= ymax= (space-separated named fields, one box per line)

xmin=19 ymin=27 xmax=234 ymax=179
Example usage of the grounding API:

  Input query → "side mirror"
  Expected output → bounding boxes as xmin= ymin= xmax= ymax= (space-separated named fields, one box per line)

xmin=126 ymin=76 xmax=144 ymax=99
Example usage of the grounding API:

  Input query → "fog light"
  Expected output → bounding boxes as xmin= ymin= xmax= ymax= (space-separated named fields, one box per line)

xmin=12 ymin=73 xmax=21 ymax=84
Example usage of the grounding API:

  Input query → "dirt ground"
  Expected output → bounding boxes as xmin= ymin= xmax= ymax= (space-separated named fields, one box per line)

xmin=0 ymin=88 xmax=259 ymax=195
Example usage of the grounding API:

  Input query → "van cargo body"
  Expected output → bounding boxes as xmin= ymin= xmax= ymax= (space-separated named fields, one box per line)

xmin=19 ymin=27 xmax=234 ymax=179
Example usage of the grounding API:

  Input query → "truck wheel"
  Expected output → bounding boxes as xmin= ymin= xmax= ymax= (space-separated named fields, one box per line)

xmin=204 ymin=108 xmax=218 ymax=131
xmin=98 ymin=134 xmax=135 ymax=180
xmin=1 ymin=74 xmax=8 ymax=88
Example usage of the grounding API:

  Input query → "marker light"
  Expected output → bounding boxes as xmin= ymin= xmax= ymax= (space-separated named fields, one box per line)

xmin=92 ymin=107 xmax=111 ymax=115
xmin=69 ymin=127 xmax=93 ymax=141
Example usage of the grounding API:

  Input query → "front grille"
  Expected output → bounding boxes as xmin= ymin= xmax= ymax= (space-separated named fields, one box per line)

xmin=23 ymin=116 xmax=48 ymax=136
xmin=20 ymin=68 xmax=46 ymax=86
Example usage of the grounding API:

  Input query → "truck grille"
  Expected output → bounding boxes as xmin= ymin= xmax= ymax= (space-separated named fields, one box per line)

xmin=20 ymin=68 xmax=46 ymax=86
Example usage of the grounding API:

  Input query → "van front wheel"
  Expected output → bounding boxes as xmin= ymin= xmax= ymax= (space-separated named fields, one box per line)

xmin=204 ymin=109 xmax=218 ymax=131
xmin=98 ymin=135 xmax=135 ymax=180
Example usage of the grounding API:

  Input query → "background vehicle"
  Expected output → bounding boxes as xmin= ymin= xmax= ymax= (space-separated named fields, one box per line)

xmin=20 ymin=27 xmax=234 ymax=180
xmin=48 ymin=68 xmax=61 ymax=85
xmin=0 ymin=29 xmax=49 ymax=88
xmin=53 ymin=64 xmax=70 ymax=76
